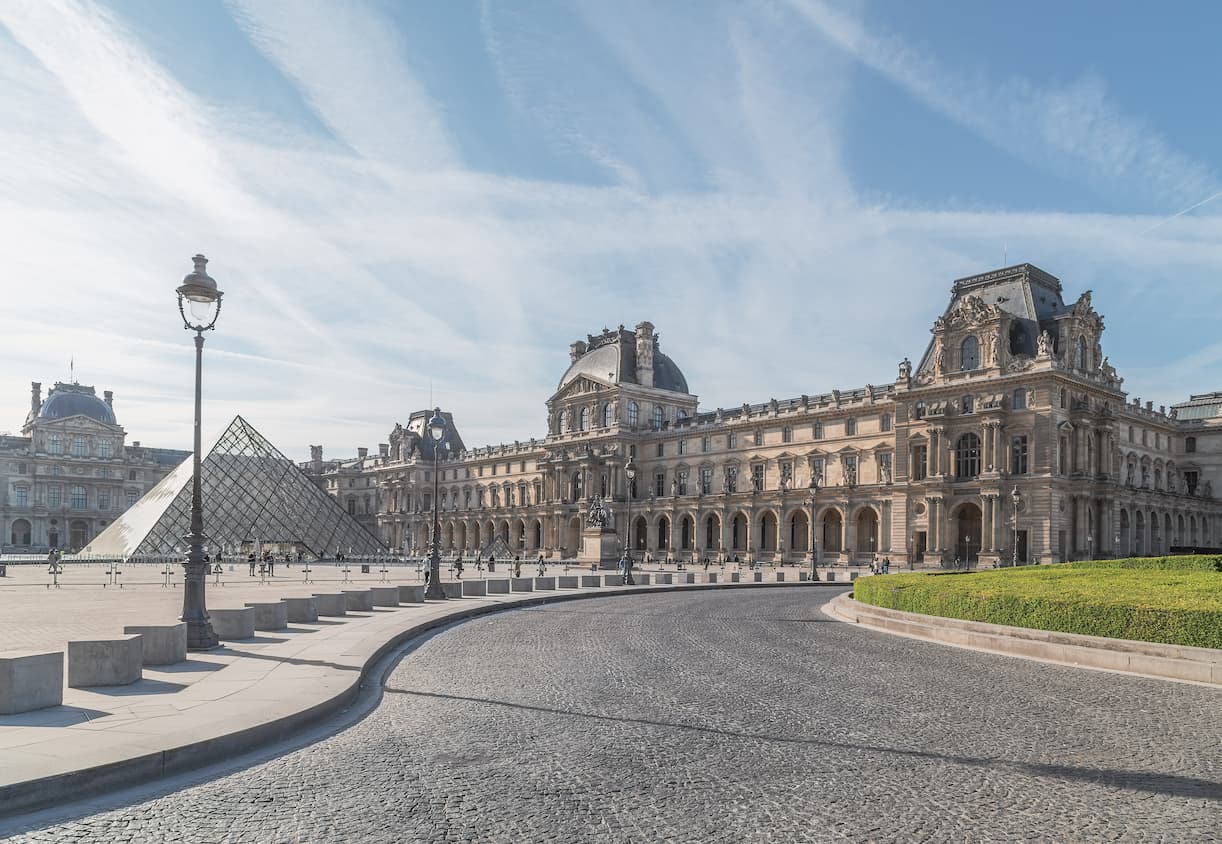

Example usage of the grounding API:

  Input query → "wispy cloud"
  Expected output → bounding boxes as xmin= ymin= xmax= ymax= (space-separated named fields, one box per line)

xmin=785 ymin=0 xmax=1219 ymax=212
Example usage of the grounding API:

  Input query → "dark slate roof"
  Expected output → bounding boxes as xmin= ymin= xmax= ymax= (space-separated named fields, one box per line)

xmin=39 ymin=384 xmax=116 ymax=425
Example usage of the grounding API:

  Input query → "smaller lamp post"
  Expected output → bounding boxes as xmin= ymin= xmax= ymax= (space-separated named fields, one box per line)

xmin=424 ymin=408 xmax=448 ymax=600
xmin=1114 ymin=532 xmax=1121 ymax=560
xmin=1087 ymin=532 xmax=1093 ymax=561
xmin=805 ymin=473 xmax=819 ymax=579
xmin=622 ymin=459 xmax=636 ymax=584
xmin=1011 ymin=486 xmax=1021 ymax=567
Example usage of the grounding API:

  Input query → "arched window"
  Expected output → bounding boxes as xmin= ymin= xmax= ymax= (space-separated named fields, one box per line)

xmin=70 ymin=485 xmax=87 ymax=509
xmin=845 ymin=418 xmax=857 ymax=436
xmin=962 ymin=395 xmax=974 ymax=414
xmin=603 ymin=403 xmax=613 ymax=428
xmin=1077 ymin=336 xmax=1089 ymax=370
xmin=1186 ymin=436 xmax=1197 ymax=453
xmin=960 ymin=336 xmax=980 ymax=371
xmin=1012 ymin=388 xmax=1027 ymax=410
xmin=677 ymin=409 xmax=689 ymax=423
xmin=627 ymin=401 xmax=639 ymax=427
xmin=578 ymin=407 xmax=590 ymax=431
xmin=653 ymin=406 xmax=665 ymax=430
xmin=955 ymin=434 xmax=981 ymax=479
xmin=11 ymin=518 xmax=31 ymax=545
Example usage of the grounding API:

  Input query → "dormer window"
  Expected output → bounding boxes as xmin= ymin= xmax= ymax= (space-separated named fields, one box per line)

xmin=962 ymin=395 xmax=974 ymax=414
xmin=960 ymin=336 xmax=980 ymax=371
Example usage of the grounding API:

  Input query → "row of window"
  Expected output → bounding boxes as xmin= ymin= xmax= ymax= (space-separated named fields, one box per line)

xmin=10 ymin=462 xmax=141 ymax=480
xmin=645 ymin=416 xmax=894 ymax=459
xmin=42 ymin=435 xmax=118 ymax=458
xmin=907 ymin=434 xmax=1030 ymax=481
xmin=10 ymin=485 xmax=138 ymax=509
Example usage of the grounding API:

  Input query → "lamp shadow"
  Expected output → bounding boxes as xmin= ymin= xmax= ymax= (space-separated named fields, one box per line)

xmin=0 ymin=706 xmax=112 ymax=727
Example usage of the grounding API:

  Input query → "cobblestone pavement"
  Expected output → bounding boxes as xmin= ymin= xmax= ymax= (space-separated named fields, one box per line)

xmin=4 ymin=588 xmax=1218 ymax=842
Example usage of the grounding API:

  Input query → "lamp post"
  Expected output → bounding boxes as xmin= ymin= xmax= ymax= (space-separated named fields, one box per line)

xmin=1011 ymin=486 xmax=1021 ymax=568
xmin=1087 ymin=532 xmax=1093 ymax=561
xmin=805 ymin=473 xmax=819 ymax=580
xmin=176 ymin=255 xmax=222 ymax=650
xmin=1114 ymin=532 xmax=1121 ymax=560
xmin=622 ymin=459 xmax=636 ymax=584
xmin=424 ymin=408 xmax=448 ymax=600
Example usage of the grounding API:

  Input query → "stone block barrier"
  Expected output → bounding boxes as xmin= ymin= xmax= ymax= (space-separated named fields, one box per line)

xmin=677 ymin=572 xmax=695 ymax=584
xmin=343 ymin=590 xmax=375 ymax=612
xmin=798 ymin=572 xmax=809 ymax=582
xmin=441 ymin=582 xmax=464 ymax=599
xmin=67 ymin=635 xmax=143 ymax=688
xmin=729 ymin=573 xmax=741 ymax=583
xmin=775 ymin=572 xmax=786 ymax=582
xmin=510 ymin=577 xmax=534 ymax=591
xmin=211 ymin=608 xmax=256 ymax=639
xmin=636 ymin=573 xmax=652 ymax=585
xmin=752 ymin=572 xmax=764 ymax=582
xmin=486 ymin=579 xmax=510 ymax=594
xmin=580 ymin=575 xmax=601 ymax=587
xmin=369 ymin=586 xmax=400 ymax=607
xmin=557 ymin=575 xmax=579 ymax=588
xmin=534 ymin=577 xmax=556 ymax=590
xmin=312 ymin=593 xmax=347 ymax=616
xmin=244 ymin=602 xmax=289 ymax=631
xmin=822 ymin=571 xmax=835 ymax=582
xmin=122 ymin=623 xmax=187 ymax=666
xmin=704 ymin=572 xmax=718 ymax=583
xmin=462 ymin=580 xmax=488 ymax=597
xmin=603 ymin=574 xmax=624 ymax=586
xmin=0 ymin=651 xmax=63 ymax=714
xmin=655 ymin=573 xmax=673 ymax=585
xmin=398 ymin=585 xmax=425 ymax=603
xmin=281 ymin=597 xmax=318 ymax=623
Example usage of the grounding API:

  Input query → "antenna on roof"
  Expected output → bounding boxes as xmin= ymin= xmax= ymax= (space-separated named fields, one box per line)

xmin=70 ymin=355 xmax=75 ymax=384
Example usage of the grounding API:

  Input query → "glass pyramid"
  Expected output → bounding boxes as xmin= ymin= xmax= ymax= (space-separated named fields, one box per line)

xmin=86 ymin=415 xmax=386 ymax=558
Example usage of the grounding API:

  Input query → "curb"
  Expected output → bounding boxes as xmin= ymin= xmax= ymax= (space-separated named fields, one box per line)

xmin=822 ymin=592 xmax=1222 ymax=687
xmin=0 ymin=580 xmax=826 ymax=817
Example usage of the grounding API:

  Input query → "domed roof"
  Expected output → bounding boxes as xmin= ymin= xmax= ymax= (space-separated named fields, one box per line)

xmin=558 ymin=334 xmax=689 ymax=394
xmin=39 ymin=384 xmax=116 ymax=425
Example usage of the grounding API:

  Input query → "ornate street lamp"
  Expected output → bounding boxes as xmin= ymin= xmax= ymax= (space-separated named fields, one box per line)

xmin=176 ymin=254 xmax=222 ymax=650
xmin=425 ymin=408 xmax=448 ymax=600
xmin=622 ymin=459 xmax=636 ymax=584
xmin=805 ymin=473 xmax=820 ymax=580
xmin=1011 ymin=485 xmax=1021 ymax=568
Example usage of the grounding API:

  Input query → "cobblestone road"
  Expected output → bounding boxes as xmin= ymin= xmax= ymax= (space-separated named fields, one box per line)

xmin=4 ymin=588 xmax=1218 ymax=842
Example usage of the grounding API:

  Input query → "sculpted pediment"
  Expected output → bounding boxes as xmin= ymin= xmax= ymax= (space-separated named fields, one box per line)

xmin=37 ymin=416 xmax=120 ymax=434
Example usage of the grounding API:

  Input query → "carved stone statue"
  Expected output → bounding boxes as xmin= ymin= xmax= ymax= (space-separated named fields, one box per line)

xmin=898 ymin=357 xmax=912 ymax=381
xmin=586 ymin=495 xmax=610 ymax=529
xmin=843 ymin=463 xmax=856 ymax=486
xmin=880 ymin=462 xmax=892 ymax=484
xmin=991 ymin=333 xmax=1002 ymax=366
xmin=933 ymin=340 xmax=945 ymax=374
xmin=1036 ymin=331 xmax=1053 ymax=357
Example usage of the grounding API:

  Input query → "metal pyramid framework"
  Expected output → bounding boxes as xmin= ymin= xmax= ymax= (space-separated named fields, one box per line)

xmin=86 ymin=415 xmax=386 ymax=558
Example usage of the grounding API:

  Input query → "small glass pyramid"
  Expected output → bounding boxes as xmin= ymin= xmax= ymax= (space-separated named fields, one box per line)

xmin=87 ymin=415 xmax=386 ymax=558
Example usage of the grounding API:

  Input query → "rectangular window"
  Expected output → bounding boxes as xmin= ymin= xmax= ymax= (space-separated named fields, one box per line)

xmin=753 ymin=430 xmax=763 ymax=446
xmin=1185 ymin=470 xmax=1199 ymax=496
xmin=656 ymin=442 xmax=664 ymax=458
xmin=491 ymin=464 xmax=496 ymax=475
xmin=17 ymin=462 xmax=26 ymax=475
xmin=14 ymin=486 xmax=28 ymax=507
xmin=49 ymin=436 xmax=63 ymax=454
xmin=1186 ymin=436 xmax=1197 ymax=453
xmin=727 ymin=432 xmax=737 ymax=449
xmin=629 ymin=445 xmax=636 ymax=459
xmin=1011 ymin=436 xmax=1029 ymax=475
xmin=1128 ymin=426 xmax=1134 ymax=443
xmin=48 ymin=485 xmax=61 ymax=507
xmin=701 ymin=436 xmax=711 ymax=453
xmin=1141 ymin=430 xmax=1148 ymax=446
xmin=751 ymin=464 xmax=764 ymax=491
xmin=70 ymin=486 xmax=87 ymax=509
xmin=72 ymin=436 xmax=87 ymax=457
xmin=699 ymin=468 xmax=713 ymax=494
xmin=655 ymin=473 xmax=665 ymax=497
xmin=678 ymin=473 xmax=688 ymax=496
xmin=880 ymin=414 xmax=892 ymax=433
xmin=814 ymin=421 xmax=824 ymax=439
xmin=912 ymin=445 xmax=927 ymax=481
xmin=520 ymin=461 xmax=526 ymax=472
xmin=812 ymin=457 xmax=825 ymax=483
xmin=1012 ymin=389 xmax=1027 ymax=410
xmin=780 ymin=461 xmax=793 ymax=487
xmin=99 ymin=440 xmax=113 ymax=458
xmin=98 ymin=489 xmax=111 ymax=510
xmin=678 ymin=439 xmax=687 ymax=455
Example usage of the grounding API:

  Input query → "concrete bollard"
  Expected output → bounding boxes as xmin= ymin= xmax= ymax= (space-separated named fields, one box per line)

xmin=654 ymin=573 xmax=673 ymax=585
xmin=398 ymin=585 xmax=425 ymax=603
xmin=603 ymin=574 xmax=624 ymax=586
xmin=752 ymin=572 xmax=763 ymax=582
xmin=799 ymin=572 xmax=809 ymax=582
xmin=580 ymin=575 xmax=601 ymax=587
xmin=850 ymin=572 xmax=859 ymax=582
xmin=343 ymin=590 xmax=375 ymax=611
xmin=636 ymin=573 xmax=652 ymax=586
xmin=776 ymin=572 xmax=786 ymax=582
xmin=244 ymin=602 xmax=289 ymax=631
xmin=510 ymin=577 xmax=534 ymax=591
xmin=441 ymin=582 xmax=463 ymax=599
xmin=705 ymin=572 xmax=718 ymax=583
xmin=462 ymin=580 xmax=488 ymax=597
xmin=557 ymin=575 xmax=579 ymax=588
xmin=0 ymin=651 xmax=64 ymax=714
xmin=369 ymin=586 xmax=400 ymax=607
xmin=677 ymin=572 xmax=695 ymax=584
xmin=729 ymin=572 xmax=741 ymax=583
xmin=312 ymin=593 xmax=347 ymax=616
xmin=123 ymin=623 xmax=186 ymax=666
xmin=486 ymin=579 xmax=510 ymax=594
xmin=210 ymin=608 xmax=256 ymax=639
xmin=534 ymin=577 xmax=556 ymax=590
xmin=281 ymin=597 xmax=319 ymax=623
xmin=68 ymin=635 xmax=143 ymax=687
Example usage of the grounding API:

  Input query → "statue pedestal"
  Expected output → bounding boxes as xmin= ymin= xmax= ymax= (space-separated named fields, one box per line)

xmin=579 ymin=527 xmax=620 ymax=569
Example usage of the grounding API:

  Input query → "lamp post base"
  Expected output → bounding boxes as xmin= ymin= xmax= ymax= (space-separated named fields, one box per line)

xmin=186 ymin=621 xmax=220 ymax=651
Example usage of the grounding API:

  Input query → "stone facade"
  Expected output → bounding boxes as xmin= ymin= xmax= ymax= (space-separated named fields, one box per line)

xmin=304 ymin=265 xmax=1222 ymax=565
xmin=1 ymin=381 xmax=189 ymax=553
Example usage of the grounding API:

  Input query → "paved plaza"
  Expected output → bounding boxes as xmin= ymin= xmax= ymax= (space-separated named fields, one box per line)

xmin=2 ymin=588 xmax=1217 ymax=842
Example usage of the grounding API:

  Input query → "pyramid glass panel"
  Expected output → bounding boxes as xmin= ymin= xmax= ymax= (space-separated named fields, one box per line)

xmin=86 ymin=416 xmax=386 ymax=558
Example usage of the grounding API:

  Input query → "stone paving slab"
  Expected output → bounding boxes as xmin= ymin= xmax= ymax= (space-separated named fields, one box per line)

xmin=0 ymin=577 xmax=826 ymax=815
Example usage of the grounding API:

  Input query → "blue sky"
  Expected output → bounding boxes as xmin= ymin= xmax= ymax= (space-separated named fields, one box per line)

xmin=2 ymin=0 xmax=1220 ymax=458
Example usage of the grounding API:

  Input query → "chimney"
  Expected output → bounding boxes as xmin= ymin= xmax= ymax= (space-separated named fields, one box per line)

xmin=357 ymin=447 xmax=368 ymax=459
xmin=30 ymin=382 xmax=41 ymax=414
xmin=569 ymin=340 xmax=587 ymax=364
xmin=132 ymin=441 xmax=140 ymax=448
xmin=379 ymin=443 xmax=389 ymax=457
xmin=310 ymin=445 xmax=323 ymax=463
xmin=635 ymin=321 xmax=655 ymax=388
xmin=103 ymin=390 xmax=113 ymax=406
xmin=1145 ymin=400 xmax=1153 ymax=411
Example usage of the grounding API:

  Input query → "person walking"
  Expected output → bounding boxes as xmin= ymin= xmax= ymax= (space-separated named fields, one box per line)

xmin=455 ymin=555 xmax=464 ymax=579
xmin=513 ymin=556 xmax=522 ymax=578
xmin=537 ymin=555 xmax=545 ymax=577
xmin=248 ymin=552 xmax=256 ymax=576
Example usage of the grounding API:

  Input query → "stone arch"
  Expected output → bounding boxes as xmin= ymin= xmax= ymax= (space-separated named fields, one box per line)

xmin=855 ymin=506 xmax=880 ymax=556
xmin=702 ymin=513 xmax=722 ymax=552
xmin=1190 ymin=514 xmax=1198 ymax=545
xmin=1164 ymin=513 xmax=1172 ymax=552
xmin=498 ymin=520 xmax=510 ymax=543
xmin=951 ymin=501 xmax=982 ymax=563
xmin=632 ymin=516 xmax=648 ymax=551
xmin=1150 ymin=511 xmax=1161 ymax=554
xmin=10 ymin=518 xmax=31 ymax=546
xmin=1177 ymin=513 xmax=1185 ymax=545
xmin=656 ymin=515 xmax=671 ymax=552
xmin=730 ymin=511 xmax=749 ymax=552
xmin=819 ymin=507 xmax=843 ymax=553
xmin=1135 ymin=511 xmax=1145 ymax=555
xmin=565 ymin=516 xmax=582 ymax=557
xmin=786 ymin=509 xmax=809 ymax=553
xmin=678 ymin=513 xmax=695 ymax=551
xmin=69 ymin=519 xmax=89 ymax=550
xmin=759 ymin=509 xmax=779 ymax=552
xmin=532 ymin=519 xmax=544 ymax=550
xmin=1119 ymin=508 xmax=1130 ymax=556
xmin=511 ymin=517 xmax=527 ymax=551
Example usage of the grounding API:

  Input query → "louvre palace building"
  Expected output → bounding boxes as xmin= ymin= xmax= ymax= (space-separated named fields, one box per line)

xmin=303 ymin=264 xmax=1222 ymax=566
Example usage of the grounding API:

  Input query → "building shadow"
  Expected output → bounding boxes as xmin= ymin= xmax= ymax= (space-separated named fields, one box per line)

xmin=145 ymin=659 xmax=226 ymax=674
xmin=0 ymin=706 xmax=112 ymax=727
xmin=383 ymin=687 xmax=1222 ymax=802
xmin=84 ymin=678 xmax=187 ymax=696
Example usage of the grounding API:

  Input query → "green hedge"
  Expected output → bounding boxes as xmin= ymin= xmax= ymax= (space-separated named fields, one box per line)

xmin=853 ymin=562 xmax=1222 ymax=649
xmin=1063 ymin=555 xmax=1222 ymax=573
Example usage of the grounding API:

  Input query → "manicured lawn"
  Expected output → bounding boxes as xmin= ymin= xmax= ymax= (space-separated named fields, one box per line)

xmin=852 ymin=556 xmax=1222 ymax=649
